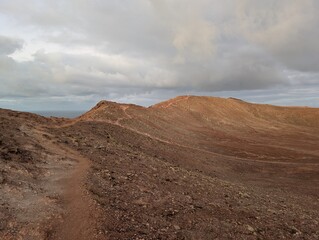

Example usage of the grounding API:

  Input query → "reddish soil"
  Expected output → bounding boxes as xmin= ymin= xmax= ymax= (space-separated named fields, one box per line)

xmin=1 ymin=96 xmax=319 ymax=239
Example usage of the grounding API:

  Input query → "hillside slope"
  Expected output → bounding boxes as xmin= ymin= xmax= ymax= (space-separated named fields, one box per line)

xmin=81 ymin=96 xmax=319 ymax=162
xmin=1 ymin=96 xmax=319 ymax=239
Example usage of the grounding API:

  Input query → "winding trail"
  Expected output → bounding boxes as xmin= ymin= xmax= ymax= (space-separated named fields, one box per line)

xmin=26 ymin=125 xmax=100 ymax=240
xmin=58 ymin=112 xmax=319 ymax=167
xmin=77 ymin=118 xmax=319 ymax=167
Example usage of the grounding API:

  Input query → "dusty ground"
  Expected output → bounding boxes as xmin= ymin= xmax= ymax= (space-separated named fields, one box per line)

xmin=0 ymin=96 xmax=319 ymax=239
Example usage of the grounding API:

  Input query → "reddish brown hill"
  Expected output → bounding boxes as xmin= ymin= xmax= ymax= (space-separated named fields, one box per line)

xmin=1 ymin=96 xmax=319 ymax=239
xmin=82 ymin=95 xmax=319 ymax=131
xmin=80 ymin=96 xmax=319 ymax=162
xmin=152 ymin=95 xmax=319 ymax=128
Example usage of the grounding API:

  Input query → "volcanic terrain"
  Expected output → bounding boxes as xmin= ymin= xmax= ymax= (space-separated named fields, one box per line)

xmin=0 ymin=96 xmax=319 ymax=240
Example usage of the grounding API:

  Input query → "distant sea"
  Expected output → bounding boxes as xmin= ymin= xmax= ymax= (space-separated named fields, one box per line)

xmin=33 ymin=111 xmax=85 ymax=118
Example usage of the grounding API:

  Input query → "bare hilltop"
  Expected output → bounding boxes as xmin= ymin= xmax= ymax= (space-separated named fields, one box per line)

xmin=1 ymin=96 xmax=319 ymax=239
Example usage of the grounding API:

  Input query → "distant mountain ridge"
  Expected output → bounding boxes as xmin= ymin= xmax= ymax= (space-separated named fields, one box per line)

xmin=81 ymin=95 xmax=319 ymax=129
xmin=76 ymin=96 xmax=319 ymax=162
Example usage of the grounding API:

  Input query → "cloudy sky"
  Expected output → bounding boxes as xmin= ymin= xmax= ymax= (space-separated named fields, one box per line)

xmin=0 ymin=0 xmax=318 ymax=111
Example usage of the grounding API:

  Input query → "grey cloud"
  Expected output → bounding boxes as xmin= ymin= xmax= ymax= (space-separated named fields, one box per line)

xmin=0 ymin=0 xmax=318 ymax=110
xmin=237 ymin=0 xmax=319 ymax=72
xmin=170 ymin=43 xmax=286 ymax=91
xmin=0 ymin=35 xmax=23 ymax=55
xmin=150 ymin=0 xmax=216 ymax=58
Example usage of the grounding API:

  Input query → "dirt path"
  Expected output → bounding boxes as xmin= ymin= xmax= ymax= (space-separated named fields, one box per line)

xmin=23 ymin=125 xmax=100 ymax=240
xmin=52 ymin=146 xmax=99 ymax=240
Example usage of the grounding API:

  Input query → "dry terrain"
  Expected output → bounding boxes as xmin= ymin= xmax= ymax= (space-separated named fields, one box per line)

xmin=0 ymin=96 xmax=319 ymax=239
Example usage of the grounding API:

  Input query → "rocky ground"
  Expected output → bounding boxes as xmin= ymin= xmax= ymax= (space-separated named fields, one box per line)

xmin=0 ymin=96 xmax=319 ymax=239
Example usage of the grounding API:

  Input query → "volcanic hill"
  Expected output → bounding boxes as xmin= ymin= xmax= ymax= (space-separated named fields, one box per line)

xmin=0 ymin=96 xmax=319 ymax=239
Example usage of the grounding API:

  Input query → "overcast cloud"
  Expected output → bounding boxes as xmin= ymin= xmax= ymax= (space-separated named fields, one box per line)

xmin=0 ymin=0 xmax=318 ymax=111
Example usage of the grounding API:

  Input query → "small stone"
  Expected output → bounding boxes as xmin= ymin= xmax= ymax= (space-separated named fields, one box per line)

xmin=0 ymin=175 xmax=4 ymax=184
xmin=247 ymin=225 xmax=255 ymax=232
xmin=239 ymin=191 xmax=250 ymax=198
xmin=0 ymin=221 xmax=6 ymax=230
xmin=267 ymin=209 xmax=276 ymax=215
xmin=174 ymin=225 xmax=181 ymax=230
xmin=288 ymin=226 xmax=300 ymax=235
